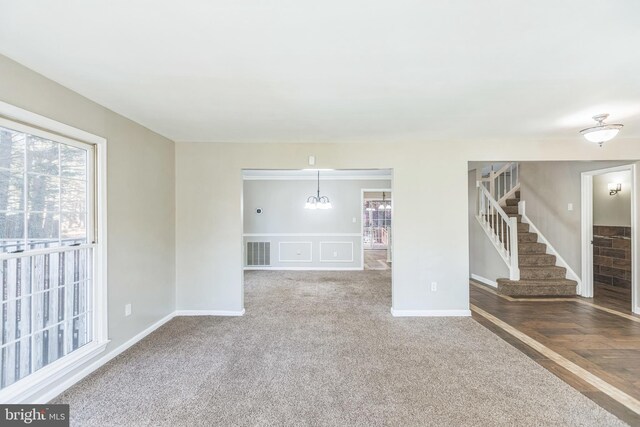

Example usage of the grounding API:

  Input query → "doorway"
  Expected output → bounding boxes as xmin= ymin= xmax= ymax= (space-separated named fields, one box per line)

xmin=581 ymin=164 xmax=638 ymax=314
xmin=361 ymin=189 xmax=392 ymax=270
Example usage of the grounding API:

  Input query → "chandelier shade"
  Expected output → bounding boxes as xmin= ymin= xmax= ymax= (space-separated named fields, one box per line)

xmin=304 ymin=171 xmax=332 ymax=209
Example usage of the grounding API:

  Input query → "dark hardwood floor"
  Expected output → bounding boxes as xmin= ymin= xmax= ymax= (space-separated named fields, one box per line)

xmin=470 ymin=281 xmax=640 ymax=426
xmin=594 ymin=282 xmax=633 ymax=313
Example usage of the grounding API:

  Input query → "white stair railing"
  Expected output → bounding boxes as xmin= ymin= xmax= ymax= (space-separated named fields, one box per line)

xmin=479 ymin=162 xmax=520 ymax=205
xmin=476 ymin=183 xmax=520 ymax=280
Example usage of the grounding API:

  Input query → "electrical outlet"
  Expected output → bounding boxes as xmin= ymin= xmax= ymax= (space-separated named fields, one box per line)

xmin=125 ymin=303 xmax=132 ymax=316
xmin=352 ymin=217 xmax=357 ymax=223
xmin=333 ymin=251 xmax=338 ymax=257
xmin=567 ymin=203 xmax=573 ymax=211
xmin=431 ymin=282 xmax=437 ymax=292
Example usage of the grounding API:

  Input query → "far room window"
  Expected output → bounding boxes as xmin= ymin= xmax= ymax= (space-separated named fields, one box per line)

xmin=0 ymin=119 xmax=101 ymax=393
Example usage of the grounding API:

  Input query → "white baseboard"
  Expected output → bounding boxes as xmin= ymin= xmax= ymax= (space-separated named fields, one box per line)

xmin=32 ymin=312 xmax=175 ymax=404
xmin=27 ymin=306 xmax=247 ymax=404
xmin=174 ymin=309 xmax=246 ymax=316
xmin=470 ymin=274 xmax=497 ymax=288
xmin=390 ymin=308 xmax=471 ymax=317
xmin=519 ymin=201 xmax=582 ymax=287
xmin=244 ymin=267 xmax=362 ymax=271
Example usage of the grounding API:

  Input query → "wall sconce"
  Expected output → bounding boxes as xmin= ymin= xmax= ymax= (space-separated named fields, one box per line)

xmin=608 ymin=183 xmax=622 ymax=196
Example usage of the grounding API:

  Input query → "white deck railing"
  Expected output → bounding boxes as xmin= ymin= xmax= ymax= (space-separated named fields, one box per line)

xmin=476 ymin=166 xmax=520 ymax=280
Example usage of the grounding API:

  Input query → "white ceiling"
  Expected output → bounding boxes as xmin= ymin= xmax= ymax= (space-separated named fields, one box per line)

xmin=1 ymin=1 xmax=639 ymax=143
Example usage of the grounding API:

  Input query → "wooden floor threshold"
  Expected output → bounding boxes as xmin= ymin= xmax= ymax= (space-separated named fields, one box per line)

xmin=471 ymin=303 xmax=640 ymax=418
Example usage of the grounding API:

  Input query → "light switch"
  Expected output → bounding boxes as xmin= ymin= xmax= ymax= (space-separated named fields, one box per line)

xmin=568 ymin=203 xmax=573 ymax=211
xmin=352 ymin=217 xmax=357 ymax=223
xmin=308 ymin=156 xmax=315 ymax=166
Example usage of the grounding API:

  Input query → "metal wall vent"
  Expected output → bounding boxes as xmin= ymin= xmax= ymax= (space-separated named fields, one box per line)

xmin=247 ymin=242 xmax=270 ymax=266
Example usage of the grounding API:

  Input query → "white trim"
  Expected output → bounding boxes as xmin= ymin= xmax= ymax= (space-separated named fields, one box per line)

xmin=27 ymin=313 xmax=172 ymax=404
xmin=26 ymin=311 xmax=173 ymax=404
xmin=581 ymin=174 xmax=594 ymax=298
xmin=580 ymin=164 xmax=638 ymax=313
xmin=474 ymin=215 xmax=511 ymax=270
xmin=390 ymin=308 xmax=471 ymax=317
xmin=0 ymin=102 xmax=109 ymax=403
xmin=497 ymin=182 xmax=521 ymax=206
xmin=244 ymin=266 xmax=362 ymax=271
xmin=0 ymin=340 xmax=109 ymax=404
xmin=244 ymin=233 xmax=361 ymax=237
xmin=0 ymin=101 xmax=106 ymax=145
xmin=470 ymin=274 xmax=497 ymax=288
xmin=278 ymin=241 xmax=313 ymax=262
xmin=174 ymin=309 xmax=245 ymax=316
xmin=319 ymin=241 xmax=354 ymax=263
xmin=16 ymin=307 xmax=250 ymax=403
xmin=361 ymin=187 xmax=392 ymax=262
xmin=243 ymin=175 xmax=392 ymax=181
xmin=519 ymin=200 xmax=582 ymax=287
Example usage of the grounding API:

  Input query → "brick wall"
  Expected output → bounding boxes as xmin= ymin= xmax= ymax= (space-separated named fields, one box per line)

xmin=593 ymin=225 xmax=632 ymax=289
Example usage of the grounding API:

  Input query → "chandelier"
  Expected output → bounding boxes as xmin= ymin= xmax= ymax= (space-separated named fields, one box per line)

xmin=304 ymin=171 xmax=332 ymax=210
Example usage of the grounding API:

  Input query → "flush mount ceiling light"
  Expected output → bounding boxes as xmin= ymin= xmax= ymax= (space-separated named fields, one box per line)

xmin=304 ymin=170 xmax=332 ymax=210
xmin=579 ymin=114 xmax=624 ymax=147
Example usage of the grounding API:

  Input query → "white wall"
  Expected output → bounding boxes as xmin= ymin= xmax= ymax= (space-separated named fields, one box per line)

xmin=243 ymin=178 xmax=390 ymax=269
xmin=176 ymin=142 xmax=640 ymax=315
xmin=593 ymin=170 xmax=632 ymax=226
xmin=0 ymin=54 xmax=176 ymax=398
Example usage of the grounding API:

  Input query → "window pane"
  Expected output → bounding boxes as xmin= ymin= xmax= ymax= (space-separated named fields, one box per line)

xmin=0 ymin=169 xmax=24 ymax=212
xmin=61 ymin=213 xmax=86 ymax=243
xmin=60 ymin=178 xmax=85 ymax=212
xmin=27 ymin=212 xmax=59 ymax=249
xmin=60 ymin=145 xmax=86 ymax=180
xmin=0 ymin=127 xmax=25 ymax=171
xmin=0 ymin=213 xmax=24 ymax=250
xmin=27 ymin=136 xmax=59 ymax=176
xmin=0 ymin=123 xmax=94 ymax=393
xmin=28 ymin=175 xmax=60 ymax=212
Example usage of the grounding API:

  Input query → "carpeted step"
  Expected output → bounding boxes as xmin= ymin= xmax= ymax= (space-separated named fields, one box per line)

xmin=503 ymin=205 xmax=519 ymax=214
xmin=519 ymin=242 xmax=547 ymax=254
xmin=518 ymin=232 xmax=538 ymax=243
xmin=505 ymin=198 xmax=520 ymax=206
xmin=519 ymin=266 xmax=567 ymax=280
xmin=519 ymin=253 xmax=556 ymax=266
xmin=506 ymin=213 xmax=522 ymax=221
xmin=517 ymin=222 xmax=530 ymax=233
xmin=496 ymin=278 xmax=577 ymax=296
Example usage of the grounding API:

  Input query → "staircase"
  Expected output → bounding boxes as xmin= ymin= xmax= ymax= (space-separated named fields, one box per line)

xmin=476 ymin=163 xmax=577 ymax=297
xmin=495 ymin=191 xmax=577 ymax=296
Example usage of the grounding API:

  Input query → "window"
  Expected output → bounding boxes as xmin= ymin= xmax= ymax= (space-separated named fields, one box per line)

xmin=0 ymin=111 xmax=106 ymax=399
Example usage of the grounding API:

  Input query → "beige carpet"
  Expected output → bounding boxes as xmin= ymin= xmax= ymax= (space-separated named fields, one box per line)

xmin=53 ymin=271 xmax=626 ymax=426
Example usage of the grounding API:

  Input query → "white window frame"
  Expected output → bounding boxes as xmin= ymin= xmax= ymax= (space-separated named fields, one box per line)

xmin=0 ymin=101 xmax=108 ymax=403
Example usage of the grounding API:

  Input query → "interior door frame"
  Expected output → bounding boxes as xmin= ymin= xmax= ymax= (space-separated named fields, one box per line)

xmin=361 ymin=188 xmax=392 ymax=269
xmin=580 ymin=163 xmax=638 ymax=314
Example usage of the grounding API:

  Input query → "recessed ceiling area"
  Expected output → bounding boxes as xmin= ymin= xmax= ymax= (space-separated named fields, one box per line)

xmin=0 ymin=1 xmax=638 ymax=143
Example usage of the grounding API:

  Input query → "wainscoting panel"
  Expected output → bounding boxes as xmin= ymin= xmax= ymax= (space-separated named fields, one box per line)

xmin=243 ymin=234 xmax=362 ymax=270
xmin=319 ymin=241 xmax=354 ymax=263
xmin=278 ymin=241 xmax=313 ymax=262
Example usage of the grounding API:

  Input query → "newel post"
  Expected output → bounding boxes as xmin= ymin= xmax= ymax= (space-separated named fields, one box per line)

xmin=509 ymin=216 xmax=520 ymax=280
